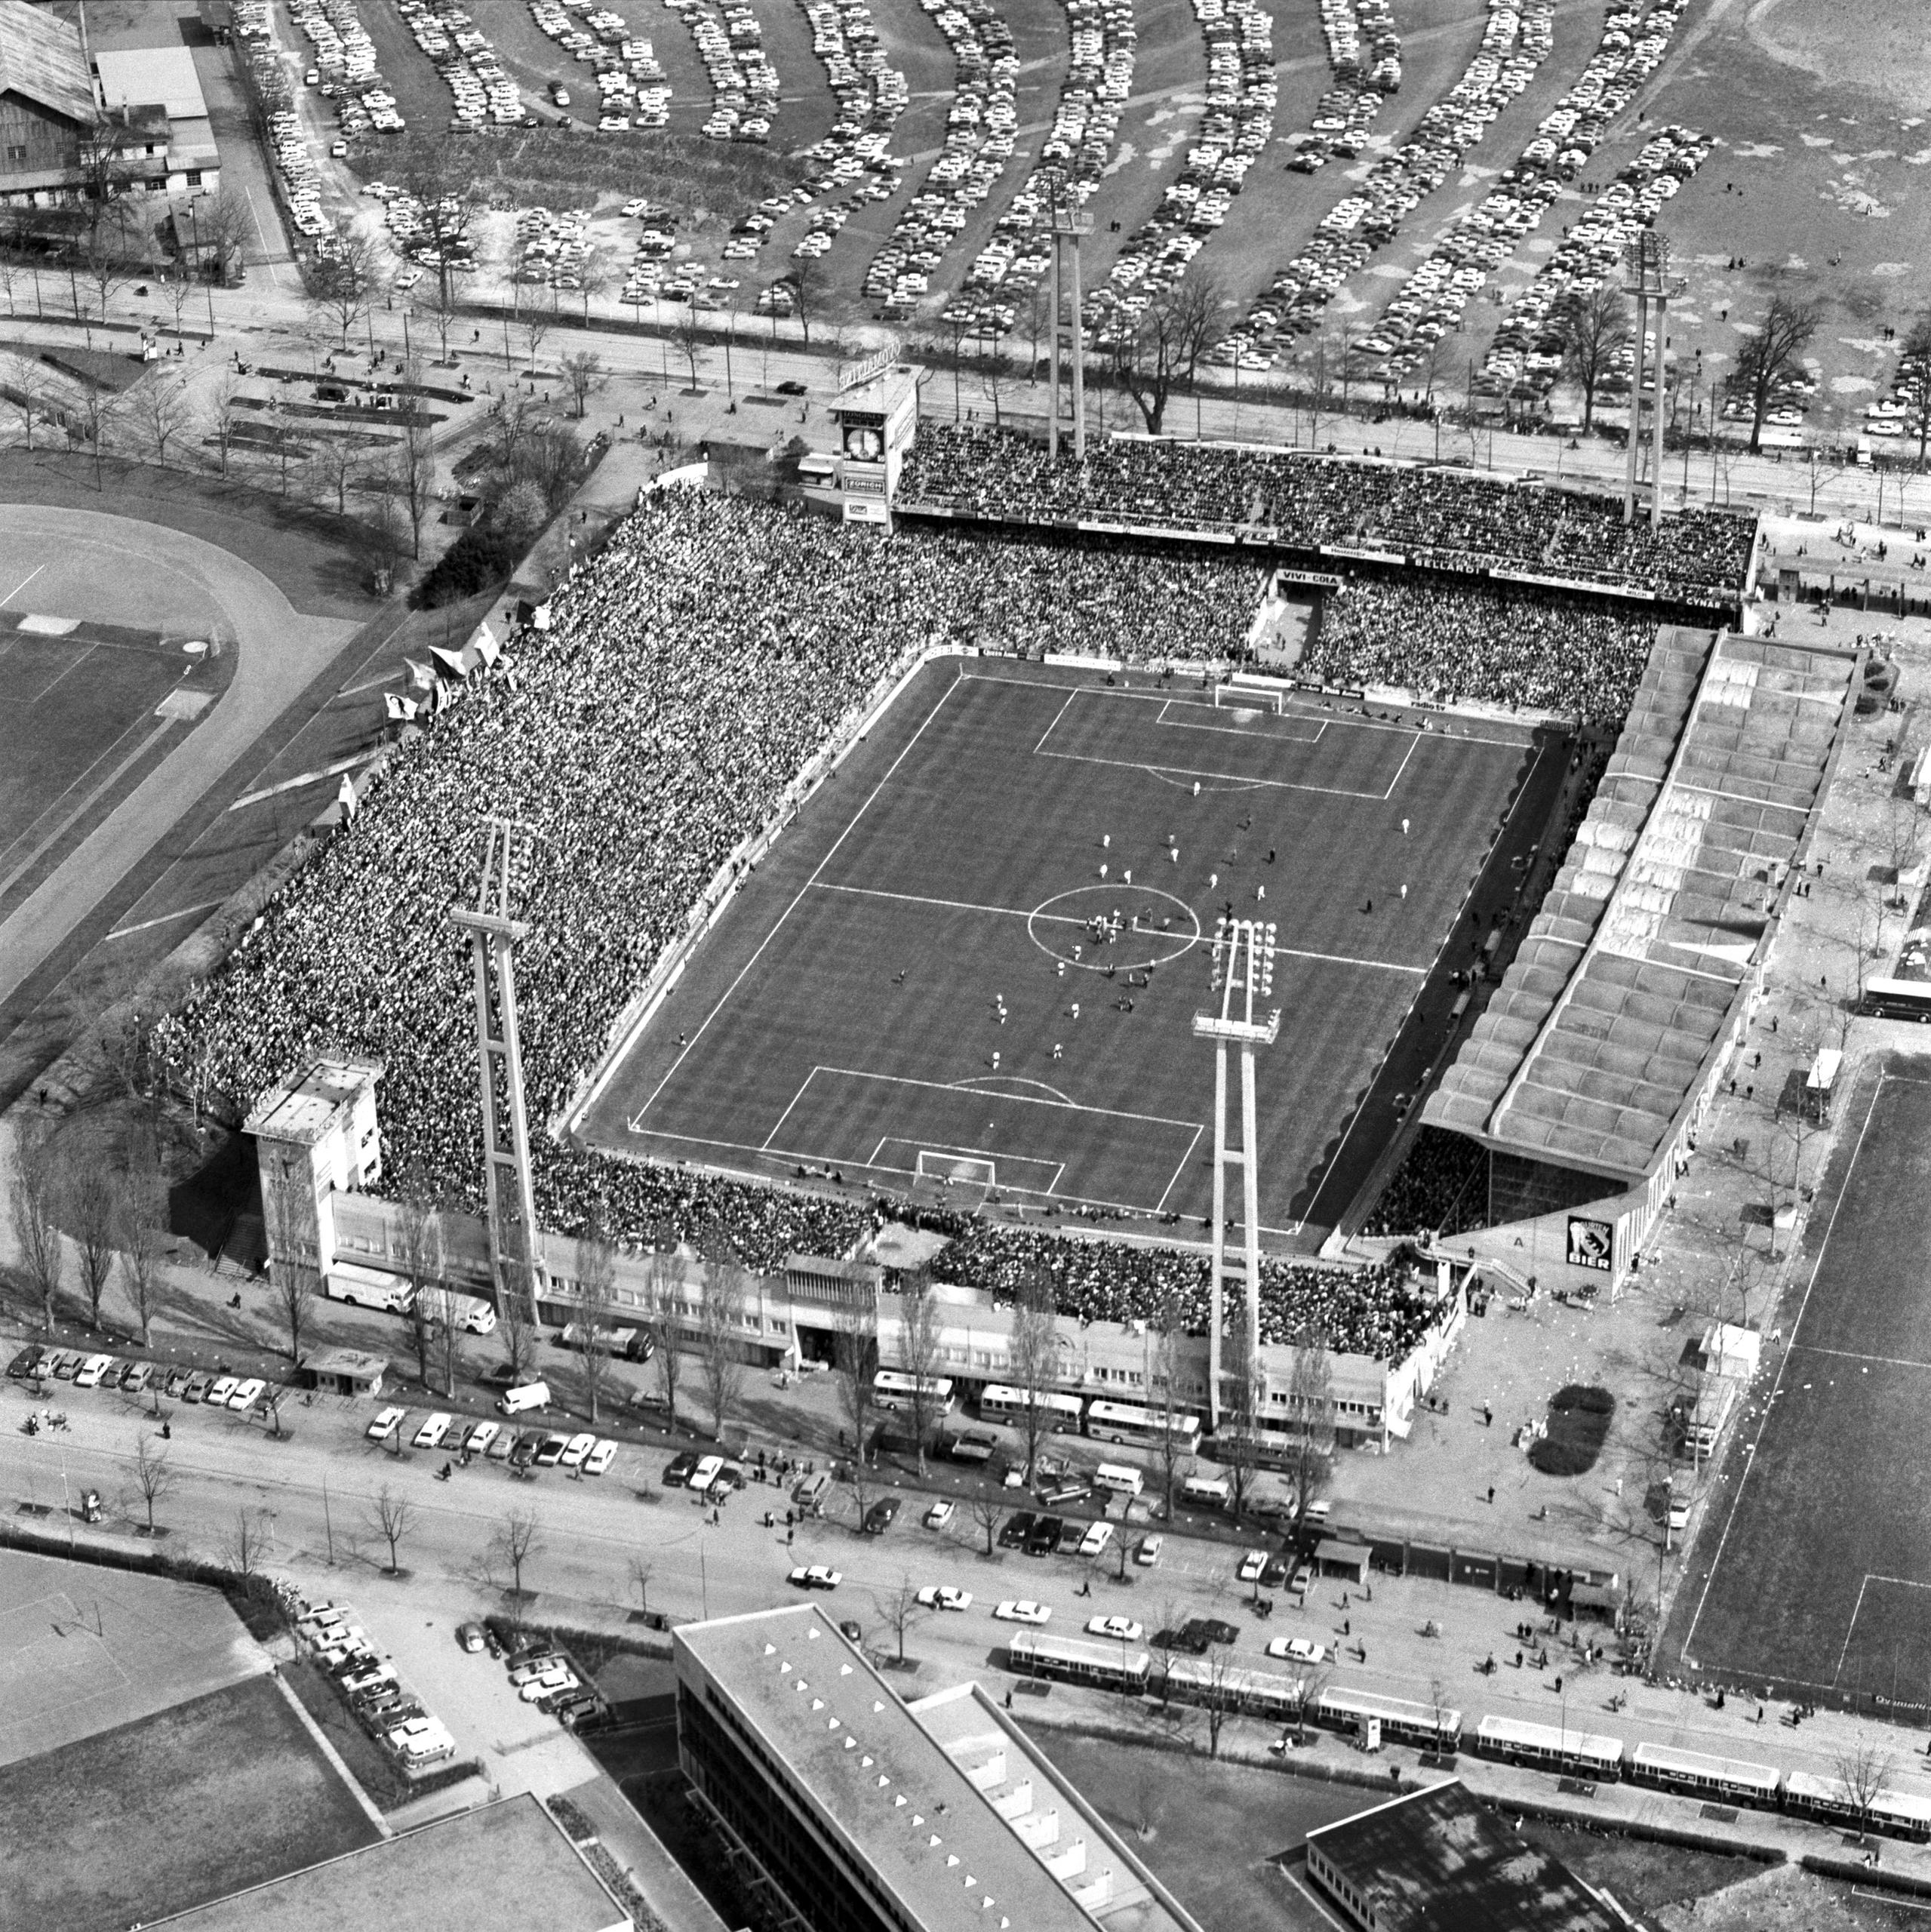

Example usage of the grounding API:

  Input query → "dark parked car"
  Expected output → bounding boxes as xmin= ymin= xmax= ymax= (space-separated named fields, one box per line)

xmin=664 ymin=1451 xmax=698 ymax=1487
xmin=862 ymin=1497 xmax=901 ymax=1536
xmin=1025 ymin=1515 xmax=1063 ymax=1557
xmin=1183 ymin=1617 xmax=1241 ymax=1649
xmin=998 ymin=1511 xmax=1036 ymax=1550
xmin=776 ymin=378 xmax=807 ymax=395
xmin=508 ymin=1435 xmax=539 ymax=1471
xmin=1259 ymin=1558 xmax=1290 ymax=1591
xmin=6 ymin=1346 xmax=44 ymax=1380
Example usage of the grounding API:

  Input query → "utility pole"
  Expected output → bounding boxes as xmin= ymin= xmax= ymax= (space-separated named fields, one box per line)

xmin=451 ymin=817 xmax=547 ymax=1324
xmin=1194 ymin=914 xmax=1280 ymax=1426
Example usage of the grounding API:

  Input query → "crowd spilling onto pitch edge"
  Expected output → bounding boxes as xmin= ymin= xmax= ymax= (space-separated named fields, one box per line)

xmin=897 ymin=423 xmax=1756 ymax=604
xmin=155 ymin=494 xmax=1458 ymax=1356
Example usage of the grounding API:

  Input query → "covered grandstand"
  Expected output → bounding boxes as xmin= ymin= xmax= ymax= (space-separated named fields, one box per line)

xmin=1415 ymin=627 xmax=1861 ymax=1278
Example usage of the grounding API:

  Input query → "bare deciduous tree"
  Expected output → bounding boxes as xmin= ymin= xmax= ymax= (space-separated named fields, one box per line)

xmin=969 ymin=1494 xmax=1004 ymax=1556
xmin=1284 ymin=1336 xmax=1335 ymax=1543
xmin=493 ymin=1506 xmax=543 ymax=1598
xmin=133 ymin=374 xmax=195 ymax=469
xmin=573 ymin=1214 xmax=620 ymax=1427
xmin=1728 ymin=294 xmax=1821 ymax=454
xmin=115 ymin=1133 xmax=166 ymax=1350
xmin=307 ymin=222 xmax=382 ymax=349
xmin=561 ymin=349 xmax=605 ymax=418
xmin=1557 ymin=281 xmax=1631 ymax=432
xmin=1836 ymin=1735 xmax=1896 ymax=1841
xmin=834 ymin=1297 xmax=881 ymax=1472
xmin=132 ymin=1435 xmax=175 ymax=1533
xmin=399 ymin=1195 xmax=444 ymax=1390
xmin=898 ymin=1283 xmax=945 ymax=1476
xmin=262 ymin=1152 xmax=318 ymax=1364
xmin=1009 ymin=1270 xmax=1062 ymax=1484
xmin=1108 ymin=270 xmax=1227 ymax=435
xmin=10 ymin=1118 xmax=66 ymax=1330
xmin=872 ymin=1573 xmax=927 ymax=1665
xmin=698 ymin=1257 xmax=747 ymax=1440
xmin=368 ymin=1483 xmax=417 ymax=1574
xmin=69 ymin=1155 xmax=118 ymax=1331
xmin=223 ymin=1505 xmax=273 ymax=1576
xmin=646 ymin=1250 xmax=685 ymax=1431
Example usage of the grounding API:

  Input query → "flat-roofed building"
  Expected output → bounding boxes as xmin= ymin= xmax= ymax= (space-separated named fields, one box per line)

xmin=675 ymin=1604 xmax=1200 ymax=1932
xmin=248 ymin=1057 xmax=384 ymax=1303
xmin=147 ymin=1792 xmax=630 ymax=1931
xmin=1305 ymin=1780 xmax=1620 ymax=1932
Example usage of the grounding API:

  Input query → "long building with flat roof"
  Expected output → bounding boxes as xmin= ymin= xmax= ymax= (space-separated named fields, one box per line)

xmin=675 ymin=1604 xmax=1199 ymax=1932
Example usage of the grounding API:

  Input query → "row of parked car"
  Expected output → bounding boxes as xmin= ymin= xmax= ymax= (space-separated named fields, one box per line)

xmin=294 ymin=1598 xmax=457 ymax=1768
xmin=8 ymin=1346 xmax=275 ymax=1415
xmin=364 ymin=1407 xmax=621 ymax=1475
xmin=463 ymin=1624 xmax=607 ymax=1730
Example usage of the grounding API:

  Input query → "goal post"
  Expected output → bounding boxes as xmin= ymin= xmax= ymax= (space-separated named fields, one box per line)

xmin=1213 ymin=681 xmax=1284 ymax=715
xmin=915 ymin=1150 xmax=996 ymax=1189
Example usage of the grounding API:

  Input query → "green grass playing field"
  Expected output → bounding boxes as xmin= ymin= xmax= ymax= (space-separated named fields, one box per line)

xmin=1672 ymin=1055 xmax=1931 ymax=1707
xmin=579 ymin=660 xmax=1546 ymax=1238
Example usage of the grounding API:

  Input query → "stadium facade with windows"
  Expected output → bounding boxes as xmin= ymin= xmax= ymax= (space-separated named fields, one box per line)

xmin=1412 ymin=626 xmax=1860 ymax=1281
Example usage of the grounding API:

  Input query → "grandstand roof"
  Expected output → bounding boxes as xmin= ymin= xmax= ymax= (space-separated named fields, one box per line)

xmin=1424 ymin=629 xmax=1859 ymax=1183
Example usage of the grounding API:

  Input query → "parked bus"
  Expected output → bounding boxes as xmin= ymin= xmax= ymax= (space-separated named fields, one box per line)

xmin=1007 ymin=1630 xmax=1149 ymax=1696
xmin=873 ymin=1371 xmax=955 ymax=1414
xmin=1784 ymin=1771 xmax=1931 ymax=1842
xmin=979 ymin=1383 xmax=1084 ymax=1432
xmin=1474 ymin=1715 xmax=1623 ymax=1781
xmin=1093 ymin=1463 xmax=1144 ymax=1500
xmin=1161 ymin=1657 xmax=1305 ymax=1721
xmin=1629 ymin=1743 xmax=1779 ymax=1807
xmin=1084 ymin=1398 xmax=1202 ymax=1457
xmin=1314 ymin=1686 xmax=1462 ymax=1753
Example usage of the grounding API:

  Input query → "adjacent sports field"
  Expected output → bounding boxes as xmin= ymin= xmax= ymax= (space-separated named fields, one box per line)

xmin=1674 ymin=1056 xmax=1931 ymax=1709
xmin=579 ymin=660 xmax=1543 ymax=1238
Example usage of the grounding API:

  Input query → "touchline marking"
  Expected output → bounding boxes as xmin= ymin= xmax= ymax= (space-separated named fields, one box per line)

xmin=1791 ymin=1343 xmax=1931 ymax=1374
xmin=630 ymin=667 xmax=970 ymax=1124
xmin=105 ymin=899 xmax=225 ymax=940
xmin=1 ymin=564 xmax=45 ymax=606
xmin=1681 ymin=1063 xmax=1889 ymax=1665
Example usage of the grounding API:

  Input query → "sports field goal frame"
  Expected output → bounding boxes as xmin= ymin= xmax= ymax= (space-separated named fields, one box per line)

xmin=915 ymin=1149 xmax=997 ymax=1188
xmin=1213 ymin=681 xmax=1285 ymax=715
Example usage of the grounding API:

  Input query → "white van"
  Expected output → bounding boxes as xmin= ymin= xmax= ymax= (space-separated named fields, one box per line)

xmin=325 ymin=1263 xmax=416 ymax=1315
xmin=417 ymin=1286 xmax=497 ymax=1335
xmin=1093 ymin=1462 xmax=1144 ymax=1500
xmin=1182 ymin=1475 xmax=1231 ymax=1508
xmin=497 ymin=1380 xmax=551 ymax=1415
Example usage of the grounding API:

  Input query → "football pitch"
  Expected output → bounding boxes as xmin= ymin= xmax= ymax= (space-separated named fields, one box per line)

xmin=577 ymin=660 xmax=1548 ymax=1238
xmin=1673 ymin=1056 xmax=1931 ymax=1711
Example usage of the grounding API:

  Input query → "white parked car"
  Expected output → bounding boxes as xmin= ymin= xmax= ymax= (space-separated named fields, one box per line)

xmin=688 ymin=1454 xmax=725 ymax=1493
xmin=414 ymin=1412 xmax=452 ymax=1450
xmin=1086 ymin=1615 xmax=1144 ymax=1643
xmin=583 ymin=1439 xmax=617 ymax=1476
xmin=75 ymin=1355 xmax=113 ymax=1387
xmin=520 ymin=1669 xmax=579 ymax=1702
xmin=1266 ymin=1637 xmax=1327 ymax=1665
xmin=559 ymin=1432 xmax=595 ymax=1469
xmin=915 ymin=1586 xmax=973 ymax=1612
xmin=366 ymin=1406 xmax=405 ymax=1441
xmin=228 ymin=1378 xmax=266 ymax=1411
xmin=789 ymin=1564 xmax=842 ymax=1590
xmin=464 ymin=1420 xmax=500 ymax=1456
xmin=1238 ymin=1549 xmax=1267 ymax=1583
xmin=924 ymin=1500 xmax=955 ymax=1528
xmin=994 ymin=1600 xmax=1051 ymax=1626
xmin=207 ymin=1375 xmax=238 ymax=1407
xmin=1079 ymin=1522 xmax=1113 ymax=1558
xmin=1135 ymin=1535 xmax=1163 ymax=1567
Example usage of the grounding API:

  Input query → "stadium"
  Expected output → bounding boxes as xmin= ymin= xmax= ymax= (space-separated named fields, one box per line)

xmin=152 ymin=408 xmax=1853 ymax=1452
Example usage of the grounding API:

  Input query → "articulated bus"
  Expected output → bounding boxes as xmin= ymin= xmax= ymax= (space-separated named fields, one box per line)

xmin=1628 ymin=1743 xmax=1779 ymax=1808
xmin=1006 ymin=1630 xmax=1150 ymax=1696
xmin=1161 ymin=1657 xmax=1305 ymax=1722
xmin=979 ymin=1383 xmax=1085 ymax=1432
xmin=1474 ymin=1715 xmax=1624 ymax=1782
xmin=872 ymin=1371 xmax=955 ymax=1414
xmin=1784 ymin=1771 xmax=1931 ymax=1842
xmin=1314 ymin=1686 xmax=1462 ymax=1753
xmin=1084 ymin=1398 xmax=1203 ymax=1458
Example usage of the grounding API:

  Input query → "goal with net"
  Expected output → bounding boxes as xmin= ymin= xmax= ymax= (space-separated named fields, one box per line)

xmin=915 ymin=1150 xmax=996 ymax=1188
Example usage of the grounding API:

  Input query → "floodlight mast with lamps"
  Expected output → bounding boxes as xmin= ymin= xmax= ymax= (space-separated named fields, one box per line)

xmin=1194 ymin=917 xmax=1281 ymax=1427
xmin=450 ymin=814 xmax=548 ymax=1324
xmin=1621 ymin=231 xmax=1684 ymax=530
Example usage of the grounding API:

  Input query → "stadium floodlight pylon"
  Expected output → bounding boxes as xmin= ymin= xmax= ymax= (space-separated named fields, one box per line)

xmin=1043 ymin=166 xmax=1094 ymax=463
xmin=1621 ymin=231 xmax=1683 ymax=531
xmin=1194 ymin=917 xmax=1281 ymax=1427
xmin=451 ymin=815 xmax=546 ymax=1323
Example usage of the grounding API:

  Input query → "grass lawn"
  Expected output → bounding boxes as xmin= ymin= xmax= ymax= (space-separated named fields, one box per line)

xmin=581 ymin=659 xmax=1540 ymax=1238
xmin=0 ymin=1672 xmax=379 ymax=1931
xmin=1669 ymin=1057 xmax=1931 ymax=1703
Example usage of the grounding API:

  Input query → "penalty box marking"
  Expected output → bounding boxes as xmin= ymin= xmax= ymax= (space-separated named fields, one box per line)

xmin=1832 ymin=1574 xmax=1931 ymax=1690
xmin=1032 ymin=687 xmax=1424 ymax=801
xmin=760 ymin=1066 xmax=1205 ymax=1214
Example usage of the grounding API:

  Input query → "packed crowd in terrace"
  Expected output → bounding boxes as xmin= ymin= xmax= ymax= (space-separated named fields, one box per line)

xmin=897 ymin=423 xmax=1756 ymax=602
xmin=1304 ymin=575 xmax=1657 ymax=724
xmin=1362 ymin=1128 xmax=1488 ymax=1240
